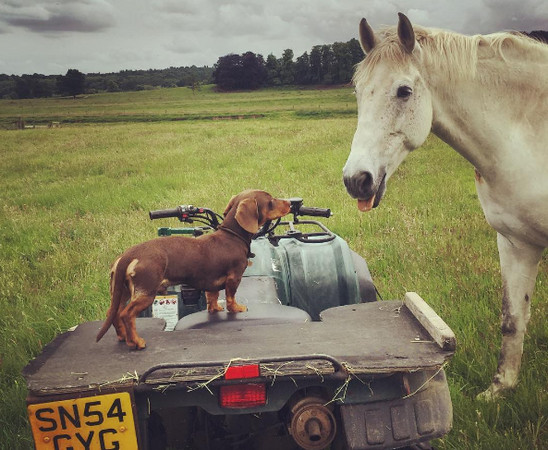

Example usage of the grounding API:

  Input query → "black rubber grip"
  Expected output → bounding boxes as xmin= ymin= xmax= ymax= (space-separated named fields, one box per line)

xmin=149 ymin=208 xmax=181 ymax=220
xmin=298 ymin=206 xmax=332 ymax=218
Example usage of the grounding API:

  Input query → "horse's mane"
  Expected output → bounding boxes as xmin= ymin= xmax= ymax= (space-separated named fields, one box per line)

xmin=353 ymin=25 xmax=547 ymax=85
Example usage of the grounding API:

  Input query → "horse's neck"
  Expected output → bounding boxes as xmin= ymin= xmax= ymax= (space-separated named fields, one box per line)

xmin=428 ymin=52 xmax=548 ymax=180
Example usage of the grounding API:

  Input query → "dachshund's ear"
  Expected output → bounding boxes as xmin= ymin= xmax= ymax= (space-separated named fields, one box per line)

xmin=223 ymin=195 xmax=238 ymax=216
xmin=235 ymin=198 xmax=259 ymax=233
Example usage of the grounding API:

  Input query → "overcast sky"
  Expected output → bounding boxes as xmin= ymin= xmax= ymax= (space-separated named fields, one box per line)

xmin=1 ymin=0 xmax=546 ymax=76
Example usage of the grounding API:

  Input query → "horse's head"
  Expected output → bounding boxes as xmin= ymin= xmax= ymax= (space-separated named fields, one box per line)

xmin=343 ymin=13 xmax=433 ymax=211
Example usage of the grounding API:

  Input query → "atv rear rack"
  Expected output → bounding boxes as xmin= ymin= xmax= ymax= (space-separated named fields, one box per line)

xmin=24 ymin=294 xmax=455 ymax=397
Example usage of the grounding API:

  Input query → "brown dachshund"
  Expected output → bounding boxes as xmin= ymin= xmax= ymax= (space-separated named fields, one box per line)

xmin=96 ymin=190 xmax=291 ymax=349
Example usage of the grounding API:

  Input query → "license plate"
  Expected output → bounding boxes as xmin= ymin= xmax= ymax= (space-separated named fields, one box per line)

xmin=28 ymin=392 xmax=138 ymax=449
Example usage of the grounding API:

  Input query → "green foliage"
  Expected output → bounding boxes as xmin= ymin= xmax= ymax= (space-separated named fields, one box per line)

xmin=0 ymin=87 xmax=546 ymax=449
xmin=213 ymin=53 xmax=267 ymax=90
xmin=56 ymin=69 xmax=86 ymax=98
xmin=280 ymin=49 xmax=295 ymax=85
xmin=87 ymin=66 xmax=214 ymax=92
xmin=266 ymin=53 xmax=282 ymax=86
xmin=14 ymin=74 xmax=55 ymax=99
xmin=214 ymin=38 xmax=364 ymax=91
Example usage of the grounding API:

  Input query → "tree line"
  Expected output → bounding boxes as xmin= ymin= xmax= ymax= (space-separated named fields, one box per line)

xmin=0 ymin=66 xmax=214 ymax=99
xmin=213 ymin=39 xmax=364 ymax=90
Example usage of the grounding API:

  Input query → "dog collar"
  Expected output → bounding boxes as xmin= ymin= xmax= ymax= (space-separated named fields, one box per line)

xmin=217 ymin=226 xmax=255 ymax=258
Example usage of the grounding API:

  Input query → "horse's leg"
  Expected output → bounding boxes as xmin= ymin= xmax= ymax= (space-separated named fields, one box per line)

xmin=479 ymin=233 xmax=543 ymax=400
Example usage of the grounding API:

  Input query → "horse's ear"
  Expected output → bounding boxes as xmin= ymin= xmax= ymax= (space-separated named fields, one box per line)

xmin=397 ymin=12 xmax=415 ymax=54
xmin=359 ymin=18 xmax=377 ymax=54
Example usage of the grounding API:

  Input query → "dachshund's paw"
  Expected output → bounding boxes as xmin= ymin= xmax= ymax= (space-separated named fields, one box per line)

xmin=127 ymin=338 xmax=146 ymax=350
xmin=227 ymin=303 xmax=247 ymax=313
xmin=207 ymin=304 xmax=224 ymax=313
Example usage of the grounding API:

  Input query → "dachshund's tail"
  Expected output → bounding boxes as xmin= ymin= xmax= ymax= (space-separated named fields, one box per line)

xmin=96 ymin=257 xmax=126 ymax=342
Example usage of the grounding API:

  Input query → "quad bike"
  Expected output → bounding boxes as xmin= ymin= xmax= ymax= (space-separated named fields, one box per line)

xmin=23 ymin=198 xmax=455 ymax=449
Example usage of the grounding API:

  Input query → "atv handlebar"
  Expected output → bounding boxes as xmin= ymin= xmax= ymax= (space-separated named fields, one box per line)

xmin=288 ymin=198 xmax=332 ymax=219
xmin=149 ymin=206 xmax=222 ymax=228
xmin=296 ymin=206 xmax=332 ymax=218
xmin=149 ymin=207 xmax=184 ymax=220
xmin=148 ymin=198 xmax=332 ymax=236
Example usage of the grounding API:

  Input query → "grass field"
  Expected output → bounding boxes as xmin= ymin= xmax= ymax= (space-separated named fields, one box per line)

xmin=0 ymin=86 xmax=546 ymax=449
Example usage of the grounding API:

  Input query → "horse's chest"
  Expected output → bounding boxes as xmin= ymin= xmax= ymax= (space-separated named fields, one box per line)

xmin=475 ymin=178 xmax=548 ymax=247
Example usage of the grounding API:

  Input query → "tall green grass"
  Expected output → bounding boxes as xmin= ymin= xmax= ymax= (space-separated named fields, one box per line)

xmin=0 ymin=87 xmax=546 ymax=448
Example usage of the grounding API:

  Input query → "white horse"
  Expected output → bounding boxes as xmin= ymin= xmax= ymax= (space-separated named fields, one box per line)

xmin=343 ymin=13 xmax=547 ymax=399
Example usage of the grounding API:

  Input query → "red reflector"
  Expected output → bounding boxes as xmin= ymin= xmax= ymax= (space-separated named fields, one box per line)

xmin=225 ymin=364 xmax=260 ymax=380
xmin=219 ymin=384 xmax=266 ymax=409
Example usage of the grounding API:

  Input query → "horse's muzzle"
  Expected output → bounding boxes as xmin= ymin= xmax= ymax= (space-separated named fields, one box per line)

xmin=343 ymin=171 xmax=386 ymax=208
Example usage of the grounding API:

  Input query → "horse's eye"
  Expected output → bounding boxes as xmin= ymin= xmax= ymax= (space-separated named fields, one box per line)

xmin=397 ymin=85 xmax=413 ymax=99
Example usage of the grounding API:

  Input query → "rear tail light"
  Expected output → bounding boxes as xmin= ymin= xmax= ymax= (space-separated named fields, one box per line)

xmin=219 ymin=364 xmax=266 ymax=409
xmin=219 ymin=384 xmax=266 ymax=408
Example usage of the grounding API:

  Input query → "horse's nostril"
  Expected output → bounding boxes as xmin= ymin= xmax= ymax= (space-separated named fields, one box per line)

xmin=357 ymin=171 xmax=373 ymax=188
xmin=344 ymin=171 xmax=374 ymax=198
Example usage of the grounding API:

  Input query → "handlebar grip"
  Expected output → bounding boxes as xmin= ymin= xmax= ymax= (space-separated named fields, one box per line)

xmin=298 ymin=206 xmax=332 ymax=218
xmin=149 ymin=207 xmax=181 ymax=220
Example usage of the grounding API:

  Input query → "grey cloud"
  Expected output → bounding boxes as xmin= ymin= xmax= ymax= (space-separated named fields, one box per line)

xmin=355 ymin=1 xmax=547 ymax=34
xmin=0 ymin=0 xmax=115 ymax=34
xmin=159 ymin=0 xmax=203 ymax=15
xmin=5 ymin=15 xmax=112 ymax=33
xmin=479 ymin=0 xmax=548 ymax=32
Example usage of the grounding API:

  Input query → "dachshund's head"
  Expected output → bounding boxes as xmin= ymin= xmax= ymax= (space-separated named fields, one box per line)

xmin=224 ymin=190 xmax=291 ymax=234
